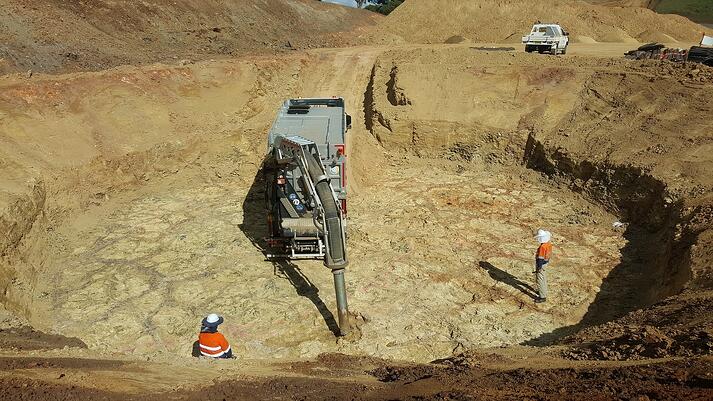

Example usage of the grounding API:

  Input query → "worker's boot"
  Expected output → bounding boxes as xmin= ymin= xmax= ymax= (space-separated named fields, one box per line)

xmin=535 ymin=297 xmax=547 ymax=304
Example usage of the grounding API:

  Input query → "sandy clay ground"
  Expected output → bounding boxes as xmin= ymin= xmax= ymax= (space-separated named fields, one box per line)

xmin=1 ymin=0 xmax=713 ymax=400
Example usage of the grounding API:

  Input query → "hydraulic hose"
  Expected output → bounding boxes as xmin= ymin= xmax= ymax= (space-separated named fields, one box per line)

xmin=306 ymin=153 xmax=347 ymax=268
xmin=306 ymin=152 xmax=349 ymax=335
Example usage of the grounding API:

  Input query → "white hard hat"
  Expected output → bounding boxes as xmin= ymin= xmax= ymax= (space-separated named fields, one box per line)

xmin=202 ymin=313 xmax=224 ymax=327
xmin=535 ymin=229 xmax=551 ymax=243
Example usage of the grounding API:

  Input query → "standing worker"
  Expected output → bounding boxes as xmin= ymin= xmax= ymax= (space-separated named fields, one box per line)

xmin=198 ymin=313 xmax=233 ymax=359
xmin=534 ymin=229 xmax=552 ymax=303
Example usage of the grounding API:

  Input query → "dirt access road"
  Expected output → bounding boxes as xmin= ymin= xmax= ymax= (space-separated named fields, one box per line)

xmin=2 ymin=351 xmax=712 ymax=400
xmin=1 ymin=38 xmax=712 ymax=400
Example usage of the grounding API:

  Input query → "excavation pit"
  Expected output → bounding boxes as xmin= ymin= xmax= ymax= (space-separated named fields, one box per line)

xmin=1 ymin=47 xmax=702 ymax=363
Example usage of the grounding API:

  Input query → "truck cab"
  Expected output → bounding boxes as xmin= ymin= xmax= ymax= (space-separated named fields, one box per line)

xmin=522 ymin=24 xmax=569 ymax=55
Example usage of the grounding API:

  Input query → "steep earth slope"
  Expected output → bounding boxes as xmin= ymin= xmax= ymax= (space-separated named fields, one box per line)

xmin=588 ymin=0 xmax=713 ymax=24
xmin=0 ymin=0 xmax=378 ymax=75
xmin=371 ymin=0 xmax=705 ymax=44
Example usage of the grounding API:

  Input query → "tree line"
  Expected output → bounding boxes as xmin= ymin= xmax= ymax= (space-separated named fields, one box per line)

xmin=319 ymin=0 xmax=404 ymax=15
xmin=364 ymin=0 xmax=404 ymax=15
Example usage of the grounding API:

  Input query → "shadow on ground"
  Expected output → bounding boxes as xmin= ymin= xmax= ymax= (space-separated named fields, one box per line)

xmin=239 ymin=163 xmax=269 ymax=252
xmin=239 ymin=165 xmax=339 ymax=337
xmin=272 ymin=259 xmax=340 ymax=336
xmin=479 ymin=261 xmax=538 ymax=300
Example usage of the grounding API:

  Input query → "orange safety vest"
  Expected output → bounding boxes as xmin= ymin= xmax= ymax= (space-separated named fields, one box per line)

xmin=198 ymin=332 xmax=231 ymax=358
xmin=536 ymin=242 xmax=552 ymax=261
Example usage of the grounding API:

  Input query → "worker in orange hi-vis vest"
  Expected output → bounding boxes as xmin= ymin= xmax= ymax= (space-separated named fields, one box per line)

xmin=534 ymin=229 xmax=553 ymax=304
xmin=198 ymin=314 xmax=233 ymax=359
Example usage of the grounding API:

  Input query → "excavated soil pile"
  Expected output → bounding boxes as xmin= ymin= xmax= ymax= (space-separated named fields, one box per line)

xmin=0 ymin=0 xmax=378 ymax=75
xmin=370 ymin=0 xmax=705 ymax=44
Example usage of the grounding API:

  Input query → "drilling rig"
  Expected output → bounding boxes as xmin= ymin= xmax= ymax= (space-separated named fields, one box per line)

xmin=263 ymin=98 xmax=352 ymax=335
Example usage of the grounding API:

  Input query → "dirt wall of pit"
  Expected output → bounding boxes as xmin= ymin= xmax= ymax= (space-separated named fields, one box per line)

xmin=0 ymin=56 xmax=305 ymax=328
xmin=0 ymin=0 xmax=379 ymax=75
xmin=0 ymin=182 xmax=46 ymax=321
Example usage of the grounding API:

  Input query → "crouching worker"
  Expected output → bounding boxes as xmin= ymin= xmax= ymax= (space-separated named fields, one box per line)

xmin=534 ymin=229 xmax=552 ymax=304
xmin=198 ymin=313 xmax=233 ymax=359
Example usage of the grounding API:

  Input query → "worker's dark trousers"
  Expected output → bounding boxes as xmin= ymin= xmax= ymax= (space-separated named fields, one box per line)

xmin=535 ymin=260 xmax=548 ymax=299
xmin=218 ymin=349 xmax=233 ymax=359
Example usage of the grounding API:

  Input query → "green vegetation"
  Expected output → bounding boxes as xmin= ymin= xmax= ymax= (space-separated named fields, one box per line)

xmin=654 ymin=0 xmax=713 ymax=24
xmin=365 ymin=0 xmax=404 ymax=15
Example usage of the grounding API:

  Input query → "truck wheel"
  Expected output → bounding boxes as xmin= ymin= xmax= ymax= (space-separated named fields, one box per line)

xmin=561 ymin=46 xmax=567 ymax=55
xmin=525 ymin=45 xmax=532 ymax=53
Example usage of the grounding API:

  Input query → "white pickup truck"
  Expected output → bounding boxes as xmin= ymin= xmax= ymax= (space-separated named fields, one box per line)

xmin=522 ymin=24 xmax=569 ymax=55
